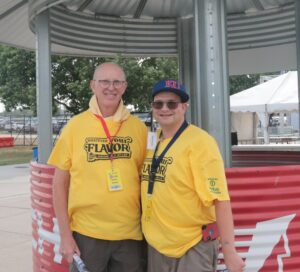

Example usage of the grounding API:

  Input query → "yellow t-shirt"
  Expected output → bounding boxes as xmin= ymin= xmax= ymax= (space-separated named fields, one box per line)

xmin=48 ymin=110 xmax=147 ymax=240
xmin=141 ymin=124 xmax=230 ymax=257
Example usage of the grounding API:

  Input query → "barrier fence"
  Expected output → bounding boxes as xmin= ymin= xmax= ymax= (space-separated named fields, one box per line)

xmin=0 ymin=115 xmax=69 ymax=146
xmin=0 ymin=136 xmax=14 ymax=147
xmin=31 ymin=162 xmax=300 ymax=272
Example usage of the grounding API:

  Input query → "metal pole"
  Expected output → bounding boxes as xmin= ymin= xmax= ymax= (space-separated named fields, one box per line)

xmin=193 ymin=0 xmax=231 ymax=166
xmin=177 ymin=17 xmax=194 ymax=123
xmin=192 ymin=0 xmax=203 ymax=127
xmin=295 ymin=0 xmax=300 ymax=137
xmin=35 ymin=10 xmax=53 ymax=163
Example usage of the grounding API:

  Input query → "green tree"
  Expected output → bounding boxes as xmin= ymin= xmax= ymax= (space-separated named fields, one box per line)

xmin=51 ymin=55 xmax=178 ymax=114
xmin=51 ymin=56 xmax=105 ymax=114
xmin=1 ymin=44 xmax=283 ymax=114
xmin=229 ymin=74 xmax=260 ymax=95
xmin=0 ymin=44 xmax=178 ymax=114
xmin=119 ymin=56 xmax=178 ymax=111
xmin=0 ymin=45 xmax=36 ymax=112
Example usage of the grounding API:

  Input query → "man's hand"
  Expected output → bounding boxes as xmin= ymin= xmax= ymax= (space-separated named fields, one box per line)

xmin=52 ymin=167 xmax=80 ymax=264
xmin=60 ymin=234 xmax=80 ymax=264
xmin=223 ymin=250 xmax=245 ymax=272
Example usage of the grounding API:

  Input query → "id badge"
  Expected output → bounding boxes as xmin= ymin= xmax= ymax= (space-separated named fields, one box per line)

xmin=106 ymin=168 xmax=123 ymax=191
xmin=147 ymin=132 xmax=157 ymax=150
xmin=143 ymin=198 xmax=152 ymax=222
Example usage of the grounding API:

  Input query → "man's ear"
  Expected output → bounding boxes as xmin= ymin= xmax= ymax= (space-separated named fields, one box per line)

xmin=90 ymin=80 xmax=95 ymax=93
xmin=120 ymin=81 xmax=128 ymax=95
xmin=183 ymin=102 xmax=189 ymax=111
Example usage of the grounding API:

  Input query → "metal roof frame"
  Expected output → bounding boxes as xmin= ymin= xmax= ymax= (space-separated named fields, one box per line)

xmin=0 ymin=0 xmax=299 ymax=165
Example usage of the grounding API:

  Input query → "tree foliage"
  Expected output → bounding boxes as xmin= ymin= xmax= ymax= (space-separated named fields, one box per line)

xmin=51 ymin=55 xmax=178 ymax=114
xmin=0 ymin=45 xmax=178 ymax=114
xmin=1 ymin=44 xmax=266 ymax=114
xmin=119 ymin=56 xmax=179 ymax=111
xmin=229 ymin=74 xmax=260 ymax=95
xmin=51 ymin=56 xmax=103 ymax=115
xmin=0 ymin=45 xmax=36 ymax=112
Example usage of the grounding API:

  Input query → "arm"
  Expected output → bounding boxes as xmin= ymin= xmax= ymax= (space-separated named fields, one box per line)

xmin=215 ymin=200 xmax=245 ymax=272
xmin=52 ymin=167 xmax=80 ymax=263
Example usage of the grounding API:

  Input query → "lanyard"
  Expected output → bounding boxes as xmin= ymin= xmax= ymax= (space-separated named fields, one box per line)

xmin=148 ymin=120 xmax=189 ymax=196
xmin=94 ymin=114 xmax=123 ymax=162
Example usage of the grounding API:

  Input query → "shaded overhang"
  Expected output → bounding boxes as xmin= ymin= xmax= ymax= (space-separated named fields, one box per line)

xmin=0 ymin=0 xmax=296 ymax=74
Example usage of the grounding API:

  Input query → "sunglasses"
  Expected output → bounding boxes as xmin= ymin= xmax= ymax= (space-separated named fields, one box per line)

xmin=151 ymin=100 xmax=181 ymax=110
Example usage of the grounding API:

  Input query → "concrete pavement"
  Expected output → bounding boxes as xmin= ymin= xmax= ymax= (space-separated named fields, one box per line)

xmin=0 ymin=163 xmax=32 ymax=271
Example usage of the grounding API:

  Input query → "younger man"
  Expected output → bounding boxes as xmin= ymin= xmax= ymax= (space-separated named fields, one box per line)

xmin=141 ymin=79 xmax=245 ymax=272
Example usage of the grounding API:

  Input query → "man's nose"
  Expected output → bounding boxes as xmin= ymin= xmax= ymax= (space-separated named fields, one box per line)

xmin=161 ymin=103 xmax=170 ymax=110
xmin=107 ymin=82 xmax=115 ymax=90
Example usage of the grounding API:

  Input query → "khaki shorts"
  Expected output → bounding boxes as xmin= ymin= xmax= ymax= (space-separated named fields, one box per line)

xmin=70 ymin=232 xmax=146 ymax=272
xmin=147 ymin=239 xmax=219 ymax=272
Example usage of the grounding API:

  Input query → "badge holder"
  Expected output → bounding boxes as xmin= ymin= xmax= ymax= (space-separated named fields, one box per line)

xmin=202 ymin=222 xmax=219 ymax=242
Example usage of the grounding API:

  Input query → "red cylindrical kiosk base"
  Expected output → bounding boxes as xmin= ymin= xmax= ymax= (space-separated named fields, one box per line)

xmin=31 ymin=162 xmax=69 ymax=272
xmin=31 ymin=162 xmax=300 ymax=271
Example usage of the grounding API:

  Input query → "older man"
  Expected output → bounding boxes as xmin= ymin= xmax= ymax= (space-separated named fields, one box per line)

xmin=48 ymin=63 xmax=147 ymax=272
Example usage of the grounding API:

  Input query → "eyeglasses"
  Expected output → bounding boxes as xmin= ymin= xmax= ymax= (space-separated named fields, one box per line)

xmin=95 ymin=79 xmax=126 ymax=89
xmin=151 ymin=100 xmax=181 ymax=110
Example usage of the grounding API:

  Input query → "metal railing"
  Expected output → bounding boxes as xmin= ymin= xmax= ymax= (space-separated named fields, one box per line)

xmin=0 ymin=115 xmax=70 ymax=146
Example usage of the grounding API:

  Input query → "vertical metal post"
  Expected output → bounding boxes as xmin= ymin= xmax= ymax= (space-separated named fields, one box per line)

xmin=192 ymin=0 xmax=204 ymax=128
xmin=177 ymin=17 xmax=195 ymax=123
xmin=193 ymin=0 xmax=231 ymax=166
xmin=295 ymin=0 xmax=300 ymax=136
xmin=35 ymin=10 xmax=52 ymax=164
xmin=23 ymin=115 xmax=25 ymax=146
xmin=10 ymin=115 xmax=12 ymax=137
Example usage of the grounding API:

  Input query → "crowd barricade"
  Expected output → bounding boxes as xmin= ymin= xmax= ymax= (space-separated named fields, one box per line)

xmin=31 ymin=162 xmax=300 ymax=272
xmin=0 ymin=136 xmax=14 ymax=147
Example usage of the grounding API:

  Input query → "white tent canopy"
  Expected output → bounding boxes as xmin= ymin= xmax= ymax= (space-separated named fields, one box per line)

xmin=230 ymin=71 xmax=299 ymax=144
xmin=230 ymin=71 xmax=299 ymax=113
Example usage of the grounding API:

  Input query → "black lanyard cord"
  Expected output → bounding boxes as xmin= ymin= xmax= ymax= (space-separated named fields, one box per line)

xmin=148 ymin=120 xmax=189 ymax=195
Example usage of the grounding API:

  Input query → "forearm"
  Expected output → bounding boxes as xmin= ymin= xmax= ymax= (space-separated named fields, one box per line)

xmin=52 ymin=167 xmax=80 ymax=263
xmin=52 ymin=168 xmax=72 ymax=239
xmin=215 ymin=200 xmax=245 ymax=271
xmin=215 ymin=200 xmax=236 ymax=254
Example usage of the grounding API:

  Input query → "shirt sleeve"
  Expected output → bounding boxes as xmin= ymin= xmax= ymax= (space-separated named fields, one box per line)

xmin=189 ymin=135 xmax=230 ymax=207
xmin=47 ymin=123 xmax=73 ymax=170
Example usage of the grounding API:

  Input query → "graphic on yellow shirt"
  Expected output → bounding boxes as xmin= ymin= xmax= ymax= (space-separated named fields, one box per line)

xmin=208 ymin=177 xmax=221 ymax=195
xmin=141 ymin=157 xmax=173 ymax=184
xmin=84 ymin=136 xmax=132 ymax=162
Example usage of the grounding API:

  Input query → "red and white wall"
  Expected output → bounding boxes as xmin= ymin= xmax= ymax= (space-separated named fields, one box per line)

xmin=31 ymin=162 xmax=300 ymax=272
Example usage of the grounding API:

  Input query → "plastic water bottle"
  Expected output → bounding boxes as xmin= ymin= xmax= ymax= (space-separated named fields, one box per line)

xmin=73 ymin=254 xmax=90 ymax=272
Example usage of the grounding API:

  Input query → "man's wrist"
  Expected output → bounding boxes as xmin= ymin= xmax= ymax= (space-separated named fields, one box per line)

xmin=221 ymin=241 xmax=237 ymax=254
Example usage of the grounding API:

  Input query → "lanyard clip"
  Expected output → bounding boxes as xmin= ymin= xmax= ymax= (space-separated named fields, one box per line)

xmin=149 ymin=170 xmax=156 ymax=183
